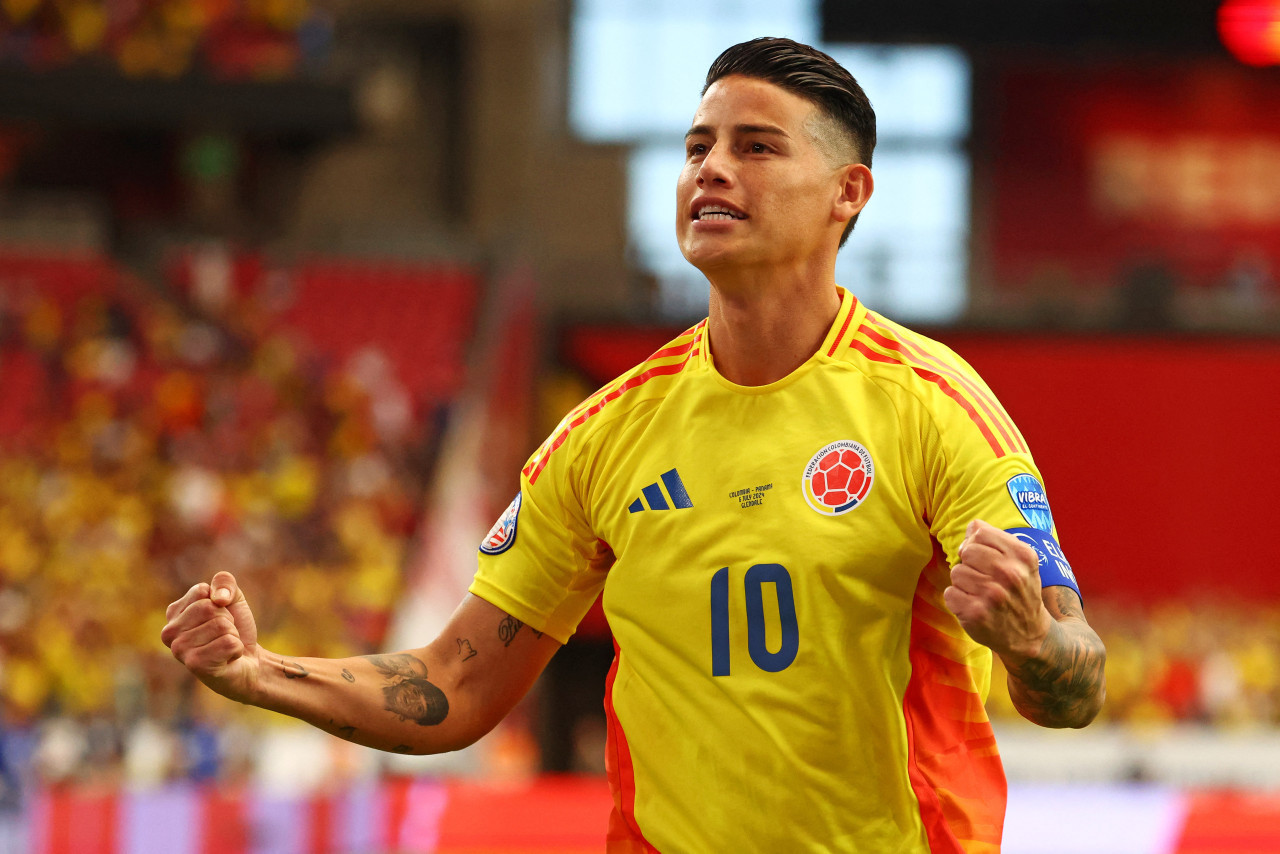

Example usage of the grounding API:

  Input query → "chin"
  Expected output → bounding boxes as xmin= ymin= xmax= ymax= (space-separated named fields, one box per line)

xmin=680 ymin=238 xmax=740 ymax=272
xmin=683 ymin=251 xmax=729 ymax=277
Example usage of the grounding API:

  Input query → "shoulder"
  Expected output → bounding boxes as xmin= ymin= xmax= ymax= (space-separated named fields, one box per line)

xmin=830 ymin=309 xmax=980 ymax=392
xmin=522 ymin=320 xmax=706 ymax=485
xmin=829 ymin=309 xmax=1028 ymax=458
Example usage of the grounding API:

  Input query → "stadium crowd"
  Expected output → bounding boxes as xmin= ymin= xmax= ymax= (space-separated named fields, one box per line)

xmin=0 ymin=251 xmax=440 ymax=794
xmin=989 ymin=599 xmax=1280 ymax=728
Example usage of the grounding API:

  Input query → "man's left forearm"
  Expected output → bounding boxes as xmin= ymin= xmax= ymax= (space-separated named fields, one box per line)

xmin=1002 ymin=590 xmax=1106 ymax=728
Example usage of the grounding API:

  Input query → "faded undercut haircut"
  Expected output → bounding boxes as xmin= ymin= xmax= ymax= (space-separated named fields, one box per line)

xmin=704 ymin=37 xmax=877 ymax=248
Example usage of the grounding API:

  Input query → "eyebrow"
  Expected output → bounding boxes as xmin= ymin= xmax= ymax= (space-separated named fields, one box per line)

xmin=684 ymin=123 xmax=792 ymax=141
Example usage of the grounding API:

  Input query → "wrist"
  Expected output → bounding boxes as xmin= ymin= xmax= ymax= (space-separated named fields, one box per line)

xmin=998 ymin=607 xmax=1055 ymax=666
xmin=256 ymin=649 xmax=306 ymax=712
xmin=225 ymin=645 xmax=272 ymax=709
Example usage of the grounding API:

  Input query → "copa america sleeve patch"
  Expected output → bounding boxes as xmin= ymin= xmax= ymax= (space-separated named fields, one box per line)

xmin=1006 ymin=473 xmax=1054 ymax=533
xmin=1006 ymin=526 xmax=1083 ymax=601
xmin=480 ymin=492 xmax=522 ymax=555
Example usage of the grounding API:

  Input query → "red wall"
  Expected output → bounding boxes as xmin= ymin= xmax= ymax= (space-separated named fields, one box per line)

xmin=939 ymin=333 xmax=1280 ymax=603
xmin=563 ymin=327 xmax=1280 ymax=603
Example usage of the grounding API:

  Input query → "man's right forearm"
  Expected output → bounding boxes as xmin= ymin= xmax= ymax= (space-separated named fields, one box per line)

xmin=239 ymin=601 xmax=559 ymax=755
xmin=167 ymin=586 xmax=559 ymax=756
xmin=248 ymin=648 xmax=475 ymax=755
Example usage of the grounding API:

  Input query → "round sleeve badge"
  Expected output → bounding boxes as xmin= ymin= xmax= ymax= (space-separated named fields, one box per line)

xmin=1006 ymin=474 xmax=1054 ymax=533
xmin=480 ymin=492 xmax=522 ymax=555
xmin=802 ymin=440 xmax=875 ymax=516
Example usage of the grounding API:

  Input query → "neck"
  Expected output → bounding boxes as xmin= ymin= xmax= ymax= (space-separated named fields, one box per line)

xmin=705 ymin=269 xmax=843 ymax=386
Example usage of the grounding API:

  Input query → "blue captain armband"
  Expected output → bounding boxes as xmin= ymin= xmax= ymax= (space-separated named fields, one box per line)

xmin=1005 ymin=527 xmax=1083 ymax=603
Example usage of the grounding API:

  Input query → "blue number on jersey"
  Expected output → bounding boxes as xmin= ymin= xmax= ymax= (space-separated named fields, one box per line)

xmin=710 ymin=563 xmax=800 ymax=675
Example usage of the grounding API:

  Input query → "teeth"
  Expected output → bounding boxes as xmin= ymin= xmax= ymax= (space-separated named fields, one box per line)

xmin=696 ymin=205 xmax=743 ymax=221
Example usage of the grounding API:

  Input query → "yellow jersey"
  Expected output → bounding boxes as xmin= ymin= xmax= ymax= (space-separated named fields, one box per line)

xmin=472 ymin=288 xmax=1072 ymax=853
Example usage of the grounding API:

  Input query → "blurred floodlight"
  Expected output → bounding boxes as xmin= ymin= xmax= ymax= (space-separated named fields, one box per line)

xmin=824 ymin=45 xmax=970 ymax=138
xmin=627 ymin=143 xmax=689 ymax=279
xmin=1218 ymin=0 xmax=1280 ymax=67
xmin=834 ymin=147 xmax=971 ymax=324
xmin=570 ymin=0 xmax=819 ymax=141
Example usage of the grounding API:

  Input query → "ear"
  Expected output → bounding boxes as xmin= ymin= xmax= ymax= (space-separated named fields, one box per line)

xmin=832 ymin=163 xmax=873 ymax=225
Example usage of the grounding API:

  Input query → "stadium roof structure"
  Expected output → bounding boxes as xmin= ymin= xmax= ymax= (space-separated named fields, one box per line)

xmin=823 ymin=0 xmax=1228 ymax=54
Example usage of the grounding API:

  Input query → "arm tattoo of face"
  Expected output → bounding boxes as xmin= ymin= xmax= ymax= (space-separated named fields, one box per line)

xmin=498 ymin=616 xmax=543 ymax=647
xmin=362 ymin=653 xmax=449 ymax=726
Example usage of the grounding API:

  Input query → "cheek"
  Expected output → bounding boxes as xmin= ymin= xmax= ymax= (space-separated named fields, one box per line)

xmin=675 ymin=170 xmax=695 ymax=227
xmin=676 ymin=166 xmax=696 ymax=200
xmin=776 ymin=183 xmax=832 ymax=228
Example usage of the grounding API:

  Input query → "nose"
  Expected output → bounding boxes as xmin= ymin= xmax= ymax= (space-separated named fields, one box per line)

xmin=696 ymin=143 xmax=732 ymax=187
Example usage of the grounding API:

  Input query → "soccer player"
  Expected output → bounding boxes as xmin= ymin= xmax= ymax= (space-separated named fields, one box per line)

xmin=164 ymin=37 xmax=1106 ymax=852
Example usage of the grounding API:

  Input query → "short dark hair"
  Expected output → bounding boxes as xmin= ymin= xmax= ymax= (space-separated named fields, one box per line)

xmin=703 ymin=37 xmax=876 ymax=247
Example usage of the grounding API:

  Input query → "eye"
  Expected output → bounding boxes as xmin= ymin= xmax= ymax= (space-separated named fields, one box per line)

xmin=749 ymin=142 xmax=770 ymax=154
xmin=687 ymin=142 xmax=708 ymax=158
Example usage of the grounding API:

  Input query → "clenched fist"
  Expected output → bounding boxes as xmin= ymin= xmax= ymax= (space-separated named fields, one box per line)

xmin=161 ymin=570 xmax=263 ymax=704
xmin=943 ymin=519 xmax=1053 ymax=661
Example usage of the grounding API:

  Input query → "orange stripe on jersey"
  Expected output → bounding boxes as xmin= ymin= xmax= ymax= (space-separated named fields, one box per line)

xmin=604 ymin=641 xmax=658 ymax=853
xmin=862 ymin=316 xmax=1028 ymax=455
xmin=647 ymin=336 xmax=699 ymax=362
xmin=826 ymin=294 xmax=859 ymax=357
xmin=904 ymin=564 xmax=1006 ymax=853
xmin=524 ymin=324 xmax=703 ymax=485
xmin=846 ymin=337 xmax=1008 ymax=458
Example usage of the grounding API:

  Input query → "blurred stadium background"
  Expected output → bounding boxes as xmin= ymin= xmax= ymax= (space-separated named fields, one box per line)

xmin=1 ymin=0 xmax=1279 ymax=852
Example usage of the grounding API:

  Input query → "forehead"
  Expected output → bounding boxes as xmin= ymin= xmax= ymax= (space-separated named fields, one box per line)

xmin=690 ymin=74 xmax=819 ymax=131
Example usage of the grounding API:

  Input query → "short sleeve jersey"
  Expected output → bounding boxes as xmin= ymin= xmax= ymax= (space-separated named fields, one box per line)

xmin=471 ymin=289 xmax=1072 ymax=854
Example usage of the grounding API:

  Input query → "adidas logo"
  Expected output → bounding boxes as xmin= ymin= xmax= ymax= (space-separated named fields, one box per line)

xmin=628 ymin=468 xmax=693 ymax=512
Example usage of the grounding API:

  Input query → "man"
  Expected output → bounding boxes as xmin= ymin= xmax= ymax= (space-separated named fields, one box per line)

xmin=164 ymin=38 xmax=1105 ymax=853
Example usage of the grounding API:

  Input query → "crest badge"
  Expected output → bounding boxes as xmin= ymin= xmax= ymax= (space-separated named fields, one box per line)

xmin=802 ymin=440 xmax=875 ymax=516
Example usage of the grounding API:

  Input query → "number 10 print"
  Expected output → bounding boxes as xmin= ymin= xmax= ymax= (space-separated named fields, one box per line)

xmin=710 ymin=564 xmax=799 ymax=676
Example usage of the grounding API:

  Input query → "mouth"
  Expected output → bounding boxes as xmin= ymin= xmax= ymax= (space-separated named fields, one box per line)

xmin=692 ymin=203 xmax=747 ymax=222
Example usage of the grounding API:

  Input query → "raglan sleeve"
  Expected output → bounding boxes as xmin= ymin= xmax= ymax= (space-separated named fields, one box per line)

xmin=921 ymin=369 xmax=1083 ymax=602
xmin=468 ymin=421 xmax=609 ymax=644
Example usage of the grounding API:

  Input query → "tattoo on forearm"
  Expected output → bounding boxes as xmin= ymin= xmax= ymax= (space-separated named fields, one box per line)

xmin=281 ymin=659 xmax=310 ymax=679
xmin=1006 ymin=588 xmax=1106 ymax=728
xmin=341 ymin=668 xmax=355 ymax=683
xmin=499 ymin=616 xmax=523 ymax=646
xmin=362 ymin=653 xmax=448 ymax=726
xmin=326 ymin=719 xmax=357 ymax=740
xmin=456 ymin=638 xmax=477 ymax=660
xmin=498 ymin=616 xmax=542 ymax=647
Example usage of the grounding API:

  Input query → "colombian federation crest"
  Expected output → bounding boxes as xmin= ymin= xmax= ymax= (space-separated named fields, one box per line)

xmin=480 ymin=492 xmax=522 ymax=555
xmin=802 ymin=440 xmax=875 ymax=516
